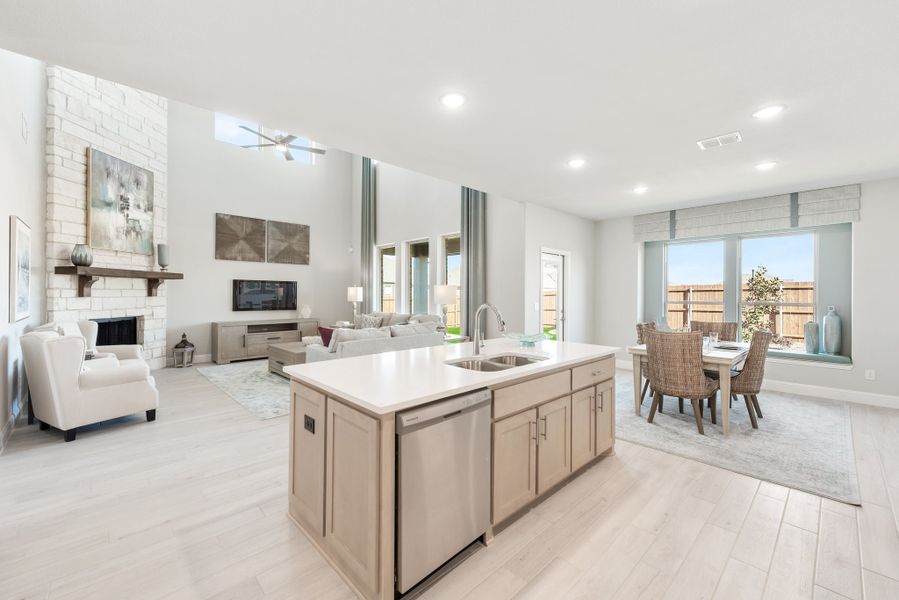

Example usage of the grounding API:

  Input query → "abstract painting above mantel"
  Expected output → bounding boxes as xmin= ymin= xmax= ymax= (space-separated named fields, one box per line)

xmin=87 ymin=148 xmax=155 ymax=255
xmin=9 ymin=216 xmax=31 ymax=322
xmin=215 ymin=213 xmax=310 ymax=265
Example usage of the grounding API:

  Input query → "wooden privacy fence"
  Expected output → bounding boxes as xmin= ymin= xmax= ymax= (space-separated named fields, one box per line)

xmin=666 ymin=282 xmax=814 ymax=341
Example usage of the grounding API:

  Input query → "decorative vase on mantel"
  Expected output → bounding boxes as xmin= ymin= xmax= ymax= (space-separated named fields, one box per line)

xmin=71 ymin=243 xmax=93 ymax=267
xmin=804 ymin=321 xmax=820 ymax=354
xmin=157 ymin=243 xmax=170 ymax=271
xmin=822 ymin=306 xmax=842 ymax=355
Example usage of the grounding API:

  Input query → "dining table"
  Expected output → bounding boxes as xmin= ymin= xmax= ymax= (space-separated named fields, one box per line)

xmin=627 ymin=341 xmax=750 ymax=435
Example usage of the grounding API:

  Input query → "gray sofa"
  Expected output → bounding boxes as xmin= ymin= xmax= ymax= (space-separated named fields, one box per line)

xmin=306 ymin=323 xmax=444 ymax=362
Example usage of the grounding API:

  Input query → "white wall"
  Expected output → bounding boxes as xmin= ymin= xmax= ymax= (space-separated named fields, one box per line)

xmin=374 ymin=162 xmax=461 ymax=315
xmin=166 ymin=101 xmax=354 ymax=359
xmin=0 ymin=49 xmax=45 ymax=450
xmin=523 ymin=203 xmax=596 ymax=343
xmin=594 ymin=216 xmax=642 ymax=356
xmin=594 ymin=177 xmax=899 ymax=401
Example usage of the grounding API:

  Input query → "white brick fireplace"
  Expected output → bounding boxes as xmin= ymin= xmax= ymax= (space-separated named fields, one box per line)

xmin=44 ymin=66 xmax=168 ymax=368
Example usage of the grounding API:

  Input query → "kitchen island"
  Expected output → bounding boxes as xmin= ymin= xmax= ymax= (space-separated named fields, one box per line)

xmin=284 ymin=338 xmax=619 ymax=600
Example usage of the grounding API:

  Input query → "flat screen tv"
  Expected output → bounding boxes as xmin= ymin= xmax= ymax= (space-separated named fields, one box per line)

xmin=232 ymin=280 xmax=297 ymax=311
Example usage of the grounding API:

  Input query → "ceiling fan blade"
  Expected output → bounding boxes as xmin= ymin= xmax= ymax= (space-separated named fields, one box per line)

xmin=279 ymin=135 xmax=297 ymax=145
xmin=286 ymin=145 xmax=327 ymax=155
xmin=239 ymin=125 xmax=280 ymax=144
xmin=240 ymin=144 xmax=274 ymax=148
xmin=283 ymin=151 xmax=295 ymax=162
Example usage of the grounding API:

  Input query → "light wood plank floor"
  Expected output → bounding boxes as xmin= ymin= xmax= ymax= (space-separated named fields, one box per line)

xmin=1 ymin=367 xmax=897 ymax=600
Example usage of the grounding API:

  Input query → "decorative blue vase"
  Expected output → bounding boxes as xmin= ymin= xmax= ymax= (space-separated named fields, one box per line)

xmin=804 ymin=321 xmax=820 ymax=354
xmin=822 ymin=306 xmax=842 ymax=355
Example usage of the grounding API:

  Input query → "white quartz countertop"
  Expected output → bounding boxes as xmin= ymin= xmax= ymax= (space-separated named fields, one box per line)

xmin=284 ymin=338 xmax=620 ymax=415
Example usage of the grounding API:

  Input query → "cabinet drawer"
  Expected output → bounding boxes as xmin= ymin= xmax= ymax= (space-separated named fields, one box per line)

xmin=572 ymin=357 xmax=614 ymax=390
xmin=493 ymin=370 xmax=570 ymax=420
xmin=247 ymin=330 xmax=300 ymax=346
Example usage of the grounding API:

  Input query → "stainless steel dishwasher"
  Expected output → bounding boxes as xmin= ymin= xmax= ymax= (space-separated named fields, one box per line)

xmin=396 ymin=389 xmax=492 ymax=594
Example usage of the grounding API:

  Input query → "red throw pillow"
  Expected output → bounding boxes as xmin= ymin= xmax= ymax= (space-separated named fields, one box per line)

xmin=319 ymin=327 xmax=334 ymax=347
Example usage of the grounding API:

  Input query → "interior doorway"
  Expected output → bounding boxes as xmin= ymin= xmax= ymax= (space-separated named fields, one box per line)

xmin=541 ymin=250 xmax=567 ymax=341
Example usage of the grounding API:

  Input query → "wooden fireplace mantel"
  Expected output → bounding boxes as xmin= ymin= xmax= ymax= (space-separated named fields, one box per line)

xmin=54 ymin=266 xmax=184 ymax=297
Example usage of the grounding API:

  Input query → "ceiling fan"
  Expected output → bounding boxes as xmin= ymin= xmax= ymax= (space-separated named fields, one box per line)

xmin=238 ymin=125 xmax=326 ymax=161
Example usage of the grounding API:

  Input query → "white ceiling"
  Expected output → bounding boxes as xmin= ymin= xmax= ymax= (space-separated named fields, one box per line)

xmin=2 ymin=1 xmax=898 ymax=220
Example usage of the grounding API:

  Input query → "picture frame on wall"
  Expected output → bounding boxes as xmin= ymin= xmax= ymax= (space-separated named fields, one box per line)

xmin=9 ymin=216 xmax=31 ymax=322
xmin=86 ymin=147 xmax=155 ymax=255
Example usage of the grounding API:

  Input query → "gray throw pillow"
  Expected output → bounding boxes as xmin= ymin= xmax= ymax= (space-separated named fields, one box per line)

xmin=354 ymin=313 xmax=383 ymax=329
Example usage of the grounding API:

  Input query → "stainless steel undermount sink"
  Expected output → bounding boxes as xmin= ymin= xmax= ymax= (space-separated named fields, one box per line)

xmin=447 ymin=353 xmax=548 ymax=372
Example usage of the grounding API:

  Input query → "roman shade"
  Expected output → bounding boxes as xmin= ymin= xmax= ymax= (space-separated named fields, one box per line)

xmin=634 ymin=184 xmax=860 ymax=242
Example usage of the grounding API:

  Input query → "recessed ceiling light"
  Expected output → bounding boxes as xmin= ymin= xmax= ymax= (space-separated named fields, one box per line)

xmin=567 ymin=158 xmax=586 ymax=169
xmin=440 ymin=92 xmax=467 ymax=109
xmin=752 ymin=105 xmax=786 ymax=120
xmin=755 ymin=161 xmax=778 ymax=171
xmin=633 ymin=185 xmax=648 ymax=195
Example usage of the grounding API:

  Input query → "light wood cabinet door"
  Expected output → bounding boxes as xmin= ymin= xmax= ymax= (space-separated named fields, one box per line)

xmin=289 ymin=383 xmax=325 ymax=537
xmin=493 ymin=409 xmax=537 ymax=524
xmin=219 ymin=325 xmax=247 ymax=361
xmin=325 ymin=399 xmax=381 ymax=597
xmin=537 ymin=396 xmax=572 ymax=493
xmin=570 ymin=387 xmax=596 ymax=471
xmin=595 ymin=380 xmax=615 ymax=455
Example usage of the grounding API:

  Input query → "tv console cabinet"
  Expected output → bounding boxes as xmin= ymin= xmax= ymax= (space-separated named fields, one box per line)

xmin=212 ymin=318 xmax=320 ymax=364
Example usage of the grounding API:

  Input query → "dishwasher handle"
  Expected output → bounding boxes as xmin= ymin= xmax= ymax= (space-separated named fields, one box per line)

xmin=396 ymin=389 xmax=492 ymax=433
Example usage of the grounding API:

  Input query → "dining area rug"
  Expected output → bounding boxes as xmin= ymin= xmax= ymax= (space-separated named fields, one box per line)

xmin=614 ymin=372 xmax=861 ymax=504
xmin=197 ymin=360 xmax=290 ymax=419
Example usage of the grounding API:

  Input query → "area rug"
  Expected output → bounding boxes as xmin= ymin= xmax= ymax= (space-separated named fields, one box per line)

xmin=615 ymin=372 xmax=861 ymax=504
xmin=197 ymin=360 xmax=290 ymax=420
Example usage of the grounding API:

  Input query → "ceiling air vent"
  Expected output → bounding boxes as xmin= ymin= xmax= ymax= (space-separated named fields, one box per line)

xmin=696 ymin=131 xmax=743 ymax=150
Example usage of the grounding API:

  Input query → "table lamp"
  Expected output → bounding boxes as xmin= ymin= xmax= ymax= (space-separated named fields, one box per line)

xmin=433 ymin=284 xmax=458 ymax=326
xmin=347 ymin=286 xmax=364 ymax=320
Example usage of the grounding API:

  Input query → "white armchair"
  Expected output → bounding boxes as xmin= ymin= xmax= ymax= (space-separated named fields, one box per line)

xmin=34 ymin=320 xmax=146 ymax=367
xmin=21 ymin=330 xmax=159 ymax=442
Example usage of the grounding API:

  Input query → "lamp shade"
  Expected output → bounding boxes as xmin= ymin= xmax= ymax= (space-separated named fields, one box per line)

xmin=433 ymin=284 xmax=458 ymax=305
xmin=347 ymin=286 xmax=364 ymax=302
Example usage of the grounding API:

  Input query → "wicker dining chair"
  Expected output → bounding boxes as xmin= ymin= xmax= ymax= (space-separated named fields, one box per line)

xmin=636 ymin=321 xmax=657 ymax=403
xmin=645 ymin=330 xmax=720 ymax=434
xmin=690 ymin=320 xmax=738 ymax=342
xmin=728 ymin=330 xmax=773 ymax=429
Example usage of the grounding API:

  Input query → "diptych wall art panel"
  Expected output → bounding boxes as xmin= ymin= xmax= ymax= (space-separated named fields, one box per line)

xmin=266 ymin=220 xmax=310 ymax=265
xmin=214 ymin=213 xmax=310 ymax=264
xmin=215 ymin=213 xmax=267 ymax=262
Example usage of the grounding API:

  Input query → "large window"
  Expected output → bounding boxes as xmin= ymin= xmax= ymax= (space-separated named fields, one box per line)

xmin=443 ymin=236 xmax=461 ymax=333
xmin=741 ymin=233 xmax=815 ymax=351
xmin=666 ymin=240 xmax=725 ymax=330
xmin=378 ymin=246 xmax=396 ymax=312
xmin=661 ymin=232 xmax=821 ymax=352
xmin=408 ymin=241 xmax=430 ymax=314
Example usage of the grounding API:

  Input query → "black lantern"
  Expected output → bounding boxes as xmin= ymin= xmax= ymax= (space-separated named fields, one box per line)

xmin=173 ymin=333 xmax=195 ymax=368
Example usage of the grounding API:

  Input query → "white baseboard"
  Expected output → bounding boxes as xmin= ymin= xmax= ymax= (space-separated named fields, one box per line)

xmin=615 ymin=357 xmax=898 ymax=408
xmin=163 ymin=353 xmax=212 ymax=368
xmin=762 ymin=379 xmax=898 ymax=409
